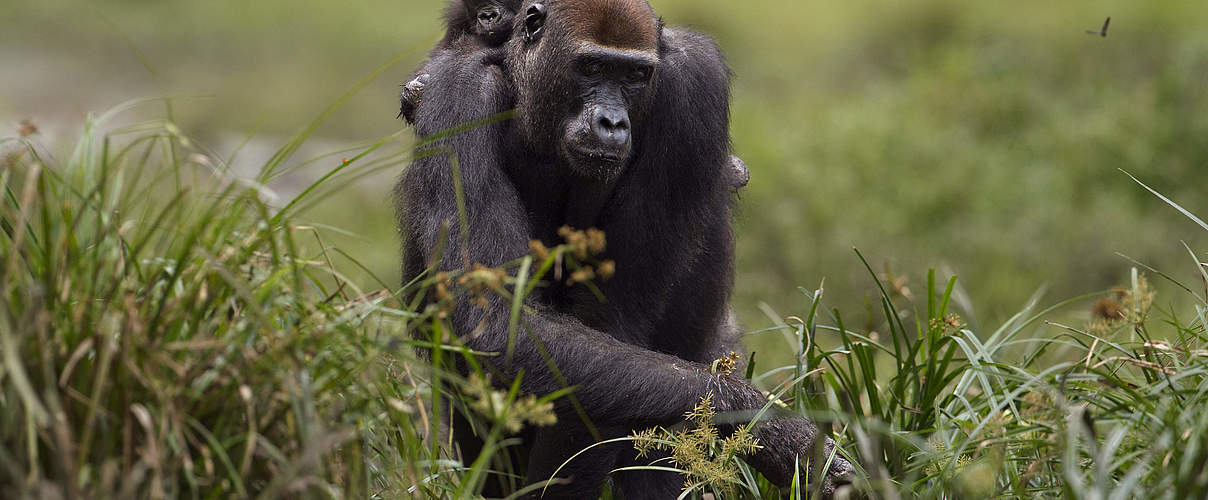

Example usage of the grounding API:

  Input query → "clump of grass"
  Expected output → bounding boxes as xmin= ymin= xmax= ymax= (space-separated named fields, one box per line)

xmin=753 ymin=177 xmax=1208 ymax=498
xmin=0 ymin=108 xmax=420 ymax=498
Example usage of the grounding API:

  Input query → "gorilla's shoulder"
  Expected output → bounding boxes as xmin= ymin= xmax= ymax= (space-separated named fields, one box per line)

xmin=659 ymin=27 xmax=730 ymax=79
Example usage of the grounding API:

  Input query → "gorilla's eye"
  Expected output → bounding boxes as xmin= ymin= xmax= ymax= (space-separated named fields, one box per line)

xmin=582 ymin=61 xmax=605 ymax=76
xmin=478 ymin=10 xmax=498 ymax=22
xmin=626 ymin=67 xmax=652 ymax=83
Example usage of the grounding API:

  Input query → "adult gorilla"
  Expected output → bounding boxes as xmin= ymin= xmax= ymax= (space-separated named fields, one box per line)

xmin=396 ymin=0 xmax=855 ymax=497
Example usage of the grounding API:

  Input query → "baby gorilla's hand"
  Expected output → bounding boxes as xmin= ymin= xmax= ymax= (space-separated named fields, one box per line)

xmin=727 ymin=155 xmax=749 ymax=190
xmin=398 ymin=73 xmax=430 ymax=124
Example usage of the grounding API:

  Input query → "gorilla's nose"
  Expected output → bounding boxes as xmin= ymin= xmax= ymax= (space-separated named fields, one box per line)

xmin=591 ymin=107 xmax=630 ymax=148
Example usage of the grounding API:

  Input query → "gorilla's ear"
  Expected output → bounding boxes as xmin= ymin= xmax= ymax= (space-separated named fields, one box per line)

xmin=522 ymin=3 xmax=546 ymax=42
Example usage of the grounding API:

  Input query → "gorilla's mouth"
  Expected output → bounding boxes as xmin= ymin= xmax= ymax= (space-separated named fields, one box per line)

xmin=567 ymin=142 xmax=629 ymax=163
xmin=563 ymin=146 xmax=629 ymax=180
xmin=573 ymin=149 xmax=627 ymax=164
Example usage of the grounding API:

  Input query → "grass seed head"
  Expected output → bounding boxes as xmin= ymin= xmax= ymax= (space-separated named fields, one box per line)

xmin=712 ymin=351 xmax=741 ymax=375
xmin=464 ymin=374 xmax=557 ymax=433
xmin=529 ymin=239 xmax=550 ymax=259
xmin=568 ymin=266 xmax=595 ymax=284
xmin=18 ymin=118 xmax=39 ymax=137
xmin=1091 ymin=296 xmax=1125 ymax=322
xmin=597 ymin=260 xmax=616 ymax=280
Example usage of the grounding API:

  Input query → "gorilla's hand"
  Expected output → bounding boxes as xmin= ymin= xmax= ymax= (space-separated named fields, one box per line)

xmin=745 ymin=419 xmax=857 ymax=498
xmin=726 ymin=155 xmax=749 ymax=190
xmin=398 ymin=73 xmax=430 ymax=124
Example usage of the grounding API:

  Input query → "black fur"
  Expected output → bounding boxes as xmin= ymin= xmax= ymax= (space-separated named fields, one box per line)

xmin=395 ymin=1 xmax=853 ymax=497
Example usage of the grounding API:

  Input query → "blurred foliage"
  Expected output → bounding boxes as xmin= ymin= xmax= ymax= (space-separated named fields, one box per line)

xmin=3 ymin=0 xmax=1208 ymax=370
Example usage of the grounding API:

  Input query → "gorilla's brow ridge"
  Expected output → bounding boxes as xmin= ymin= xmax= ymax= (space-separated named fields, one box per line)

xmin=573 ymin=41 xmax=660 ymax=61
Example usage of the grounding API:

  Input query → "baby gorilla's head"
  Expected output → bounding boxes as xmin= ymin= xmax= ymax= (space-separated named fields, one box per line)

xmin=463 ymin=0 xmax=521 ymax=46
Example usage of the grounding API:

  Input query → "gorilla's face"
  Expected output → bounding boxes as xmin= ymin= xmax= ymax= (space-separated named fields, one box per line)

xmin=513 ymin=0 xmax=660 ymax=181
xmin=556 ymin=46 xmax=656 ymax=179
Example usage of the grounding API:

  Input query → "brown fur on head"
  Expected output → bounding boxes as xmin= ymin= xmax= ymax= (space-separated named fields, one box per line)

xmin=554 ymin=0 xmax=658 ymax=50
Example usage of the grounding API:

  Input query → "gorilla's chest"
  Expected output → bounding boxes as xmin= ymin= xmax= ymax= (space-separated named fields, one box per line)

xmin=503 ymin=161 xmax=659 ymax=339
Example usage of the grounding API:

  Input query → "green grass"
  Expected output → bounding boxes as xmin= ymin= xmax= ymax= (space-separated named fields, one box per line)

xmin=3 ymin=98 xmax=1208 ymax=498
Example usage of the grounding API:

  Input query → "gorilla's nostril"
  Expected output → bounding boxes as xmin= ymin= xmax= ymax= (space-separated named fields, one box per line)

xmin=595 ymin=107 xmax=626 ymax=126
xmin=598 ymin=115 xmax=628 ymax=132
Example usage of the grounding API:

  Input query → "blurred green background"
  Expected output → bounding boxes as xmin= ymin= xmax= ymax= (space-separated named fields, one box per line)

xmin=3 ymin=0 xmax=1206 ymax=360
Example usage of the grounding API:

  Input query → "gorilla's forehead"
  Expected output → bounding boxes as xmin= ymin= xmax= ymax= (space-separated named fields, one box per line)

xmin=553 ymin=0 xmax=658 ymax=51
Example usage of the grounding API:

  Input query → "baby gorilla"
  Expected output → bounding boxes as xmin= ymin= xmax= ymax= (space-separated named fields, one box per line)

xmin=398 ymin=0 xmax=519 ymax=126
xmin=397 ymin=0 xmax=751 ymax=190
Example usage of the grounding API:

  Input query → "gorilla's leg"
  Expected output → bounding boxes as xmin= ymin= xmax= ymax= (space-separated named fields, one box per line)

xmin=524 ymin=420 xmax=626 ymax=499
xmin=612 ymin=448 xmax=684 ymax=500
